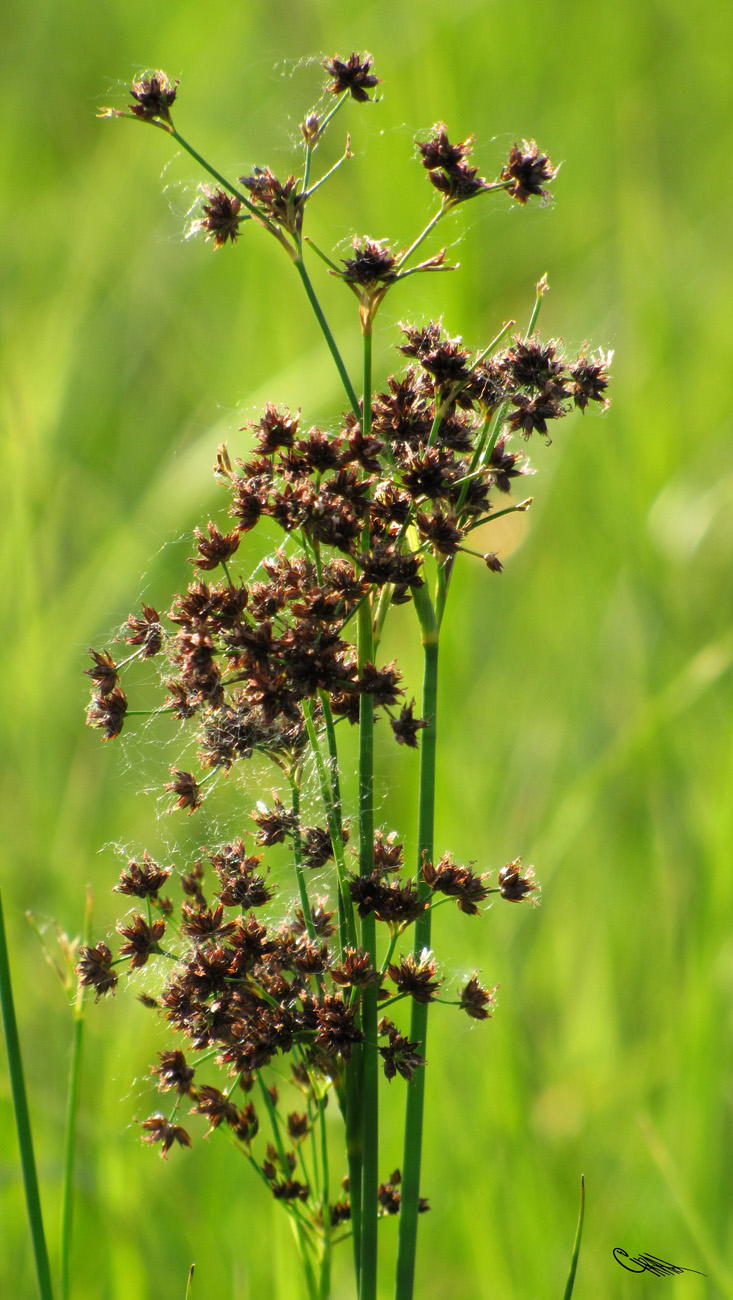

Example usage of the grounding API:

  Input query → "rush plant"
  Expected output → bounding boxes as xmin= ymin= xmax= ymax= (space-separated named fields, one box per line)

xmin=2 ymin=50 xmax=608 ymax=1300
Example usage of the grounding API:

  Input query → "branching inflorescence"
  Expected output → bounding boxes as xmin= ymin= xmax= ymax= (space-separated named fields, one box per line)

xmin=83 ymin=54 xmax=610 ymax=1300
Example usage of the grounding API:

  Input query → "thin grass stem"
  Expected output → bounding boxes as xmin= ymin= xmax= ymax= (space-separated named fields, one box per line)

xmin=0 ymin=889 xmax=55 ymax=1300
xmin=358 ymin=323 xmax=379 ymax=1300
xmin=60 ymin=889 xmax=92 ymax=1300
xmin=395 ymin=582 xmax=439 ymax=1300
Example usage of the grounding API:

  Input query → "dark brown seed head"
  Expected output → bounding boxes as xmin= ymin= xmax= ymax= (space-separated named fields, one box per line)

xmin=199 ymin=188 xmax=244 ymax=248
xmin=124 ymin=604 xmax=163 ymax=657
xmin=340 ymin=237 xmax=398 ymax=288
xmin=497 ymin=858 xmax=539 ymax=902
xmin=500 ymin=140 xmax=557 ymax=204
xmin=191 ymin=521 xmax=241 ymax=570
xmin=165 ymin=769 xmax=203 ymax=815
xmin=117 ymin=915 xmax=166 ymax=969
xmin=85 ymin=649 xmax=119 ymax=696
xmin=154 ymin=1050 xmax=195 ymax=1096
xmin=76 ymin=942 xmax=118 ymax=1000
xmin=390 ymin=700 xmax=428 ymax=749
xmin=459 ymin=975 xmax=497 ymax=1020
xmin=387 ymin=953 xmax=442 ymax=1003
xmin=323 ymin=52 xmax=379 ymax=102
xmin=568 ymin=348 xmax=612 ymax=411
xmin=140 ymin=1114 xmax=191 ymax=1158
xmin=85 ymin=686 xmax=127 ymax=740
xmin=130 ymin=72 xmax=178 ymax=121
xmin=115 ymin=851 xmax=172 ymax=899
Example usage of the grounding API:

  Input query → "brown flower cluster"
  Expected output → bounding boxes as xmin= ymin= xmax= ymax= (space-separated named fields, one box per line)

xmin=84 ymin=330 xmax=609 ymax=775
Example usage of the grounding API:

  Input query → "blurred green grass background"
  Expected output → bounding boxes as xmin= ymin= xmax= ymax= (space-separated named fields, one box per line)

xmin=2 ymin=1 xmax=732 ymax=1297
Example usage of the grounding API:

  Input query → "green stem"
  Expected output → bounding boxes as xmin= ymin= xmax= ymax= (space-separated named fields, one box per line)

xmin=168 ymin=127 xmax=284 ymax=243
xmin=60 ymin=891 xmax=92 ymax=1300
xmin=293 ymin=258 xmax=361 ymax=421
xmin=290 ymin=780 xmax=316 ymax=944
xmin=358 ymin=323 xmax=379 ymax=1300
xmin=395 ymin=586 xmax=440 ymax=1300
xmin=0 ymin=889 xmax=55 ymax=1300
xmin=302 ymin=702 xmax=357 ymax=949
xmin=317 ymin=690 xmax=343 ymax=834
xmin=318 ymin=1099 xmax=332 ymax=1300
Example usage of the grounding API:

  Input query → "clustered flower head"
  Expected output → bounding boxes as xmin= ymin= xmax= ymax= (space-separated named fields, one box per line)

xmin=88 ymin=50 xmax=609 ymax=1276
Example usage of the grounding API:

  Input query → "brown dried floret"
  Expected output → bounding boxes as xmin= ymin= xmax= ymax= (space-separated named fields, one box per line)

xmin=378 ymin=1019 xmax=425 ymax=1081
xmin=181 ymin=902 xmax=235 ymax=940
xmin=373 ymin=831 xmax=403 ymax=873
xmin=387 ymin=953 xmax=442 ymax=1004
xmin=239 ymin=168 xmax=305 ymax=232
xmin=507 ymin=385 xmax=565 ymax=439
xmin=165 ymin=768 xmax=203 ymax=815
xmin=191 ymin=521 xmax=241 ymax=570
xmin=422 ymin=853 xmax=490 ymax=915
xmin=340 ymin=237 xmax=398 ymax=288
xmin=130 ymin=72 xmax=178 ymax=121
xmin=272 ymin=1179 xmax=309 ymax=1201
xmin=191 ymin=1084 xmax=239 ymax=1131
xmin=251 ymin=796 xmax=295 ymax=846
xmin=358 ymin=661 xmax=402 ymax=707
xmin=459 ymin=975 xmax=497 ymax=1020
xmin=86 ymin=686 xmax=128 ymax=740
xmin=199 ymin=188 xmax=244 ymax=248
xmin=484 ymin=552 xmax=504 ymax=574
xmin=323 ymin=52 xmax=379 ymax=102
xmin=497 ymin=858 xmax=539 ymax=902
xmin=117 ymin=915 xmax=166 ymax=969
xmin=115 ymin=851 xmax=172 ymax=898
xmin=390 ymin=700 xmax=428 ymax=749
xmin=140 ymin=1114 xmax=191 ymax=1158
xmin=124 ymin=604 xmax=163 ymax=657
xmin=154 ymin=1050 xmax=195 ymax=1096
xmin=330 ymin=947 xmax=381 ymax=990
xmin=287 ymin=1112 xmax=310 ymax=1141
xmin=568 ymin=348 xmax=612 ymax=411
xmin=76 ymin=942 xmax=118 ymax=1000
xmin=500 ymin=140 xmax=557 ymax=204
xmin=358 ymin=543 xmax=423 ymax=589
xmin=315 ymin=993 xmax=364 ymax=1060
xmin=85 ymin=649 xmax=119 ymax=696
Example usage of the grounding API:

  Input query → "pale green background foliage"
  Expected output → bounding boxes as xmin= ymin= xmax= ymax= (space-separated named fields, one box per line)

xmin=1 ymin=1 xmax=732 ymax=1298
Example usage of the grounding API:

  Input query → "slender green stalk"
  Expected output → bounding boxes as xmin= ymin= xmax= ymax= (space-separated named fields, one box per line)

xmin=185 ymin=1263 xmax=195 ymax=1300
xmin=302 ymin=701 xmax=358 ymax=949
xmin=293 ymin=258 xmax=361 ymax=421
xmin=317 ymin=690 xmax=344 ymax=832
xmin=289 ymin=780 xmax=317 ymax=943
xmin=357 ymin=322 xmax=379 ymax=1300
xmin=60 ymin=891 xmax=92 ymax=1300
xmin=0 ymin=889 xmax=55 ymax=1300
xmin=318 ymin=1100 xmax=332 ymax=1300
xmin=562 ymin=1176 xmax=586 ymax=1300
xmin=395 ymin=584 xmax=440 ymax=1300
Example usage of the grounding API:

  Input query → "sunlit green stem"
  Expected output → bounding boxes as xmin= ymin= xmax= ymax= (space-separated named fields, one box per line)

xmin=168 ymin=128 xmax=284 ymax=242
xmin=0 ymin=889 xmax=55 ymax=1300
xmin=60 ymin=890 xmax=92 ymax=1300
xmin=302 ymin=701 xmax=357 ymax=949
xmin=293 ymin=258 xmax=361 ymax=421
xmin=357 ymin=321 xmax=379 ymax=1300
xmin=395 ymin=203 xmax=447 ymax=270
xmin=395 ymin=583 xmax=439 ymax=1300
xmin=289 ymin=779 xmax=316 ymax=943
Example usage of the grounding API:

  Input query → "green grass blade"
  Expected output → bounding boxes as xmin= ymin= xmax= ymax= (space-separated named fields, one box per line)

xmin=562 ymin=1175 xmax=585 ymax=1300
xmin=0 ymin=889 xmax=55 ymax=1300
